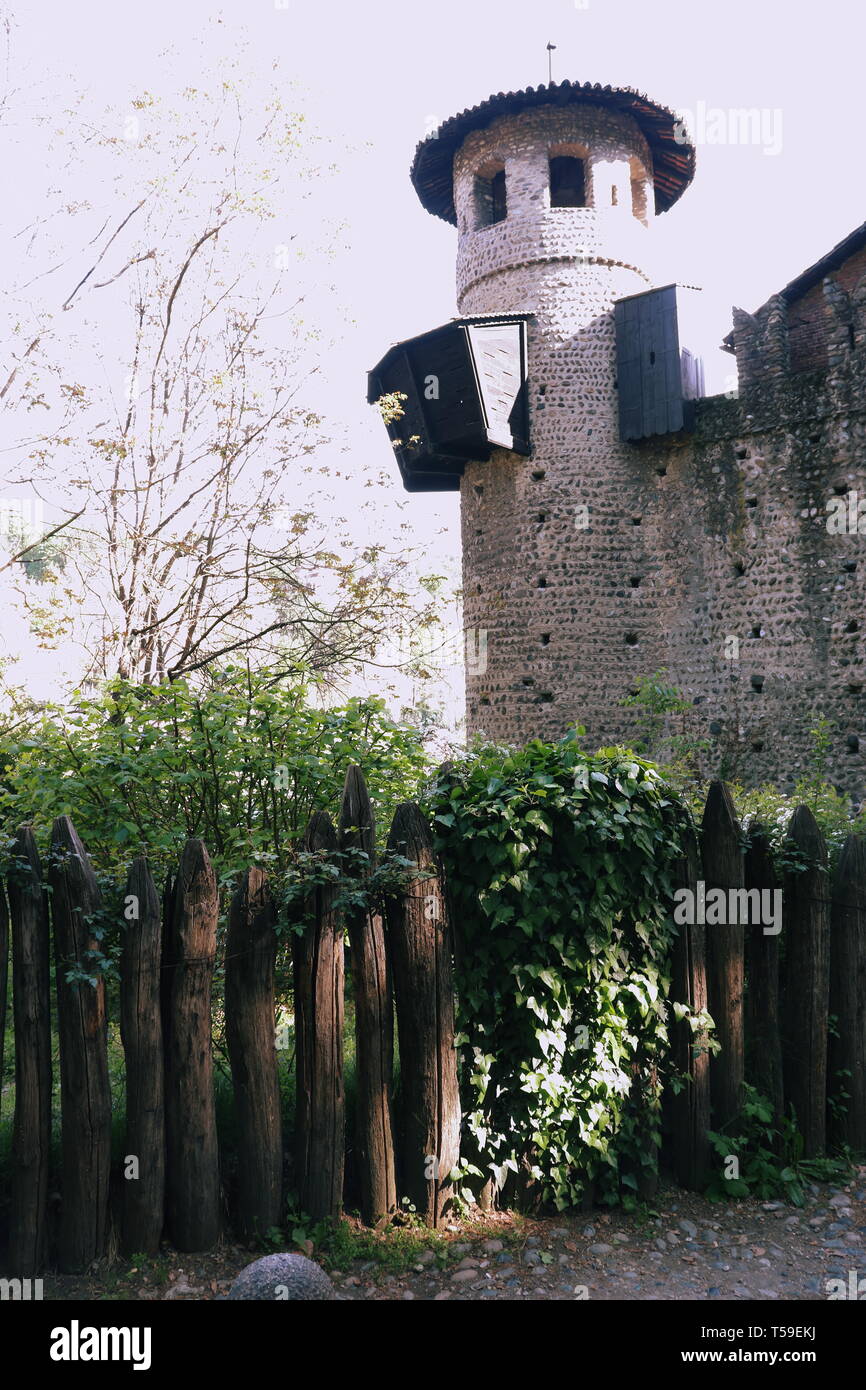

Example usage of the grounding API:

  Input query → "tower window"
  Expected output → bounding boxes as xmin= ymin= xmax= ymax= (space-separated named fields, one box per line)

xmin=549 ymin=155 xmax=586 ymax=208
xmin=475 ymin=167 xmax=507 ymax=227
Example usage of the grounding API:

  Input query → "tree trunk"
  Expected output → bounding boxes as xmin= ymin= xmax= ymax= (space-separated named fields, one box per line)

xmin=781 ymin=806 xmax=830 ymax=1157
xmin=829 ymin=835 xmax=866 ymax=1150
xmin=163 ymin=839 xmax=221 ymax=1250
xmin=49 ymin=816 xmax=112 ymax=1273
xmin=226 ymin=867 xmax=282 ymax=1240
xmin=8 ymin=826 xmax=52 ymax=1275
xmin=385 ymin=802 xmax=460 ymax=1226
xmin=744 ymin=824 xmax=783 ymax=1119
xmin=293 ymin=811 xmax=343 ymax=1223
xmin=119 ymin=856 xmax=165 ymax=1255
xmin=293 ymin=812 xmax=345 ymax=1224
xmin=701 ymin=780 xmax=744 ymax=1128
xmin=339 ymin=765 xmax=396 ymax=1225
xmin=0 ymin=881 xmax=8 ymax=1126
xmin=668 ymin=819 xmax=710 ymax=1190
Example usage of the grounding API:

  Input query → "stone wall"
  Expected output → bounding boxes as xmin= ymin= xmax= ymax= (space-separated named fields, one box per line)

xmin=457 ymin=106 xmax=866 ymax=798
xmin=458 ymin=104 xmax=672 ymax=759
xmin=637 ymin=343 xmax=866 ymax=797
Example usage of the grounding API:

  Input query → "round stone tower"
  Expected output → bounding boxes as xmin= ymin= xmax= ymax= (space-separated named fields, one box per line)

xmin=409 ymin=81 xmax=695 ymax=746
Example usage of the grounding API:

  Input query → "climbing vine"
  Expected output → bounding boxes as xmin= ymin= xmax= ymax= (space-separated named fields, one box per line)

xmin=427 ymin=729 xmax=694 ymax=1211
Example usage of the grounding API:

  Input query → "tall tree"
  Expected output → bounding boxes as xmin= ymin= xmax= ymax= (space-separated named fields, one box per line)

xmin=1 ymin=32 xmax=444 ymax=692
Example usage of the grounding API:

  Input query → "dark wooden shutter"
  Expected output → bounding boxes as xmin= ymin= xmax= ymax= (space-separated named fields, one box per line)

xmin=615 ymin=286 xmax=687 ymax=439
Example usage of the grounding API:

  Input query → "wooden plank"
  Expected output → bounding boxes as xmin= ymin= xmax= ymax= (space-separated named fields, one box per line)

xmin=339 ymin=766 xmax=396 ymax=1225
xmin=385 ymin=803 xmax=460 ymax=1226
xmin=781 ymin=806 xmax=830 ymax=1157
xmin=7 ymin=826 xmax=52 ymax=1276
xmin=226 ymin=867 xmax=282 ymax=1241
xmin=49 ymin=815 xmax=112 ymax=1273
xmin=701 ymin=781 xmax=745 ymax=1129
xmin=662 ymin=287 xmax=684 ymax=433
xmin=293 ymin=812 xmax=345 ymax=1223
xmin=120 ymin=856 xmax=165 ymax=1256
xmin=668 ymin=819 xmax=711 ymax=1189
xmin=744 ymin=825 xmax=783 ymax=1119
xmin=615 ymin=297 xmax=644 ymax=440
xmin=468 ymin=322 xmax=527 ymax=451
xmin=0 ymin=878 xmax=7 ymax=1127
xmin=829 ymin=834 xmax=866 ymax=1150
xmin=163 ymin=839 xmax=221 ymax=1251
xmin=411 ymin=328 xmax=484 ymax=448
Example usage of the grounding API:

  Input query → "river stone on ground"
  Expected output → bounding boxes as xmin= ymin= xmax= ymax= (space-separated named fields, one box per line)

xmin=228 ymin=1252 xmax=335 ymax=1300
xmin=37 ymin=1166 xmax=866 ymax=1303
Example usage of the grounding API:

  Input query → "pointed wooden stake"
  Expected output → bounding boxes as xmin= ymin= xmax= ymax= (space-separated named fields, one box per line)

xmin=294 ymin=812 xmax=345 ymax=1223
xmin=386 ymin=802 xmax=460 ymax=1226
xmin=49 ymin=816 xmax=112 ymax=1273
xmin=701 ymin=781 xmax=745 ymax=1129
xmin=781 ymin=806 xmax=830 ymax=1157
xmin=339 ymin=766 xmax=396 ymax=1225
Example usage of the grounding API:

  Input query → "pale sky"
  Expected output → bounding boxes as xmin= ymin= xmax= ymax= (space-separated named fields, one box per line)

xmin=2 ymin=0 xmax=863 ymax=711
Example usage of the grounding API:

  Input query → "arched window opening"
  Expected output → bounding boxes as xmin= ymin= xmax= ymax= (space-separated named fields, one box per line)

xmin=475 ymin=167 xmax=507 ymax=227
xmin=549 ymin=155 xmax=586 ymax=208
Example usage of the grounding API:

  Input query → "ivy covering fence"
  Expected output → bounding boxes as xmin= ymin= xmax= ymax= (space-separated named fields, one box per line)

xmin=429 ymin=731 xmax=691 ymax=1212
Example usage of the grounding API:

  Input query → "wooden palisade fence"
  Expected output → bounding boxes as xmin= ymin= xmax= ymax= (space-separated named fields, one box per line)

xmin=0 ymin=772 xmax=865 ymax=1275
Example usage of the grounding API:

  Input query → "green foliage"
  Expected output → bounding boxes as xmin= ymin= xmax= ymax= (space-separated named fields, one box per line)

xmin=673 ymin=713 xmax=866 ymax=869
xmin=732 ymin=720 xmax=866 ymax=870
xmin=0 ymin=666 xmax=430 ymax=884
xmin=426 ymin=729 xmax=694 ymax=1211
xmin=277 ymin=1200 xmax=449 ymax=1276
xmin=705 ymin=1086 xmax=852 ymax=1205
xmin=621 ymin=670 xmax=711 ymax=791
xmin=277 ymin=845 xmax=424 ymax=934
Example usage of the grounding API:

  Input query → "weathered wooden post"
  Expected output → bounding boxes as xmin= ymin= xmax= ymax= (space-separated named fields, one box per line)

xmin=668 ymin=817 xmax=711 ymax=1190
xmin=339 ymin=766 xmax=396 ymax=1225
xmin=0 ymin=881 xmax=7 ymax=1126
xmin=385 ymin=802 xmax=460 ymax=1226
xmin=701 ymin=781 xmax=744 ymax=1129
xmin=8 ymin=826 xmax=52 ymax=1276
xmin=163 ymin=839 xmax=221 ymax=1250
xmin=293 ymin=812 xmax=345 ymax=1223
xmin=49 ymin=816 xmax=112 ymax=1273
xmin=781 ymin=805 xmax=830 ymax=1157
xmin=829 ymin=834 xmax=866 ymax=1149
xmin=226 ymin=867 xmax=282 ymax=1241
xmin=744 ymin=823 xmax=783 ymax=1119
xmin=119 ymin=856 xmax=165 ymax=1256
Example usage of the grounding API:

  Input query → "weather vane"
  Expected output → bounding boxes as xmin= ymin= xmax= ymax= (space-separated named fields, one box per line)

xmin=547 ymin=42 xmax=557 ymax=85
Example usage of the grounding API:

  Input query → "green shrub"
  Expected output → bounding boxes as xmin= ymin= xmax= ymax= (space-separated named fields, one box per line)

xmin=0 ymin=666 xmax=431 ymax=885
xmin=705 ymin=1086 xmax=851 ymax=1205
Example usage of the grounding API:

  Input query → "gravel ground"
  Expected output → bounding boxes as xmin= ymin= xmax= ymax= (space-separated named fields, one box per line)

xmin=38 ymin=1166 xmax=866 ymax=1302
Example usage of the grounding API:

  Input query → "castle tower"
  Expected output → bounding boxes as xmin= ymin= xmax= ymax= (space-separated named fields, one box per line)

xmin=370 ymin=80 xmax=697 ymax=747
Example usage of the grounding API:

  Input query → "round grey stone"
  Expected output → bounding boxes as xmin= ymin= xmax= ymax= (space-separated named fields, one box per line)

xmin=228 ymin=1253 xmax=335 ymax=1301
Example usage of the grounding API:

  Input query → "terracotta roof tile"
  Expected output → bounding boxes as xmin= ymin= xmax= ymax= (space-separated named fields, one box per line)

xmin=410 ymin=79 xmax=695 ymax=222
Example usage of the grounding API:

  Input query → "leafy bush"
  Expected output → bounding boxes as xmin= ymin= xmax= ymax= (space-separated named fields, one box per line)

xmin=0 ymin=667 xmax=431 ymax=885
xmin=428 ymin=730 xmax=693 ymax=1212
xmin=705 ymin=1086 xmax=851 ymax=1206
xmin=733 ymin=781 xmax=866 ymax=869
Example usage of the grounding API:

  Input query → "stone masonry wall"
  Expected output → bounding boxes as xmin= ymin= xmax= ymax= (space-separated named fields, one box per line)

xmin=457 ymin=105 xmax=674 ymax=759
xmin=456 ymin=105 xmax=866 ymax=798
xmin=637 ymin=337 xmax=866 ymax=798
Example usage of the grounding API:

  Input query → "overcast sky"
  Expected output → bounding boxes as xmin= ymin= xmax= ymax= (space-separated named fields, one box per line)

xmin=3 ymin=0 xmax=862 ymax=708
